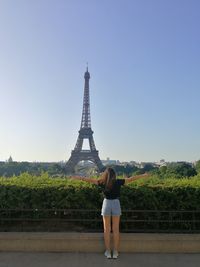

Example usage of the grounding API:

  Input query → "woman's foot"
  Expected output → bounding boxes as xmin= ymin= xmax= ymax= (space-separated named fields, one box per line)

xmin=112 ymin=250 xmax=119 ymax=259
xmin=104 ymin=250 xmax=112 ymax=259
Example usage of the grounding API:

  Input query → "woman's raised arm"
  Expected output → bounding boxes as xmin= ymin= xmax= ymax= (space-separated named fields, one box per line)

xmin=124 ymin=173 xmax=150 ymax=185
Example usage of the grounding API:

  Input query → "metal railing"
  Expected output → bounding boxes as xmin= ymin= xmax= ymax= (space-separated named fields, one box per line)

xmin=0 ymin=209 xmax=200 ymax=233
xmin=121 ymin=209 xmax=200 ymax=233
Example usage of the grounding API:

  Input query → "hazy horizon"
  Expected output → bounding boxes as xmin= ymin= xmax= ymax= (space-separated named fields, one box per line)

xmin=1 ymin=1 xmax=200 ymax=163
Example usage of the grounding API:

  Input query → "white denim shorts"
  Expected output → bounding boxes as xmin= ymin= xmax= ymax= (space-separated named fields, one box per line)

xmin=101 ymin=198 xmax=121 ymax=216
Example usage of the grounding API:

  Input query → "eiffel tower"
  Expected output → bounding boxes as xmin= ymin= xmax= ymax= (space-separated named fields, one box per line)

xmin=65 ymin=68 xmax=104 ymax=173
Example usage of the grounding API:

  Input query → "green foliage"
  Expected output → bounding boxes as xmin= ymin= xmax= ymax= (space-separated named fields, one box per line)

xmin=165 ymin=162 xmax=197 ymax=178
xmin=109 ymin=164 xmax=140 ymax=176
xmin=0 ymin=172 xmax=200 ymax=211
xmin=0 ymin=173 xmax=102 ymax=210
xmin=1 ymin=173 xmax=200 ymax=232
xmin=154 ymin=162 xmax=197 ymax=179
xmin=0 ymin=161 xmax=65 ymax=177
xmin=195 ymin=160 xmax=200 ymax=174
xmin=126 ymin=174 xmax=200 ymax=210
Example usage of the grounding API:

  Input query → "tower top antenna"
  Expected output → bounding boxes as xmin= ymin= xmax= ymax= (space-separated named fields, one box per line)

xmin=84 ymin=63 xmax=90 ymax=79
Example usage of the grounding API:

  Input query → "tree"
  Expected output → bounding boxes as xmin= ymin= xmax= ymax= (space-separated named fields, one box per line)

xmin=195 ymin=160 xmax=200 ymax=174
xmin=166 ymin=162 xmax=197 ymax=178
xmin=142 ymin=163 xmax=158 ymax=172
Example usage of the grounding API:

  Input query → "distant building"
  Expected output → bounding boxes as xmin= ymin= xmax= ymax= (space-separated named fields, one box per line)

xmin=129 ymin=161 xmax=137 ymax=166
xmin=101 ymin=157 xmax=119 ymax=166
xmin=8 ymin=156 xmax=13 ymax=163
xmin=155 ymin=159 xmax=167 ymax=167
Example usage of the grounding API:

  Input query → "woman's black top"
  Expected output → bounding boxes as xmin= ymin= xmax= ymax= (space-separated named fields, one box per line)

xmin=98 ymin=179 xmax=125 ymax=199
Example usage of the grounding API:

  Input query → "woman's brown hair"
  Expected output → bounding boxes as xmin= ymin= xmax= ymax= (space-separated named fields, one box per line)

xmin=99 ymin=167 xmax=116 ymax=190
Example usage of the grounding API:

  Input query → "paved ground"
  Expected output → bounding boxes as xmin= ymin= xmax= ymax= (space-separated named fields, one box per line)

xmin=0 ymin=252 xmax=200 ymax=267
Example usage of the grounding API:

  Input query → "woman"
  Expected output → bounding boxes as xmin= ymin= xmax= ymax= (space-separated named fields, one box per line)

xmin=70 ymin=167 xmax=150 ymax=259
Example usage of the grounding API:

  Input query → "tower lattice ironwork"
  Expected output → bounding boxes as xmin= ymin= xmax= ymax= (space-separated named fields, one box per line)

xmin=65 ymin=68 xmax=104 ymax=173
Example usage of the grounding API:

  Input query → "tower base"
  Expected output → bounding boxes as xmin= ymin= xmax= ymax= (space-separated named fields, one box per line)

xmin=65 ymin=150 xmax=105 ymax=174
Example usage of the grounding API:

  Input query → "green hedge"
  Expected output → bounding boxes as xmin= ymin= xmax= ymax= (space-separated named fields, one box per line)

xmin=1 ymin=173 xmax=200 ymax=232
xmin=0 ymin=172 xmax=200 ymax=210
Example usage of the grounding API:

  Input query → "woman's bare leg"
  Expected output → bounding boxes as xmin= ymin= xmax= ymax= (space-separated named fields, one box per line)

xmin=102 ymin=216 xmax=111 ymax=250
xmin=112 ymin=216 xmax=120 ymax=251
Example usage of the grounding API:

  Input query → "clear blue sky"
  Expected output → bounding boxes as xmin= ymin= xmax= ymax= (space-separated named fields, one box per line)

xmin=0 ymin=0 xmax=200 ymax=163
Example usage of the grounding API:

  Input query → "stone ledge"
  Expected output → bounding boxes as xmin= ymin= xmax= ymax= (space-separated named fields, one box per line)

xmin=0 ymin=233 xmax=200 ymax=253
